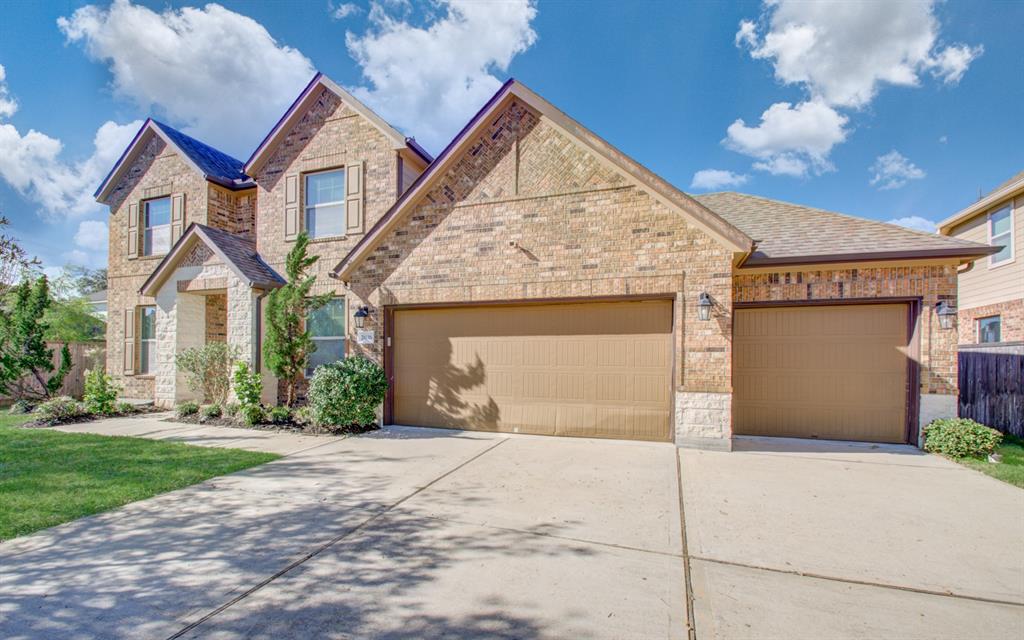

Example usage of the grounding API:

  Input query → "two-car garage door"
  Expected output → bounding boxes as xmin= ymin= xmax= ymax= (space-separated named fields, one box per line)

xmin=391 ymin=300 xmax=673 ymax=441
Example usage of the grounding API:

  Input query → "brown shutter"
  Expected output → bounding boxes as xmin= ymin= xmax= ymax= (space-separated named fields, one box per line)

xmin=345 ymin=161 xmax=364 ymax=234
xmin=127 ymin=202 xmax=139 ymax=259
xmin=123 ymin=307 xmax=136 ymax=375
xmin=284 ymin=173 xmax=299 ymax=240
xmin=170 ymin=192 xmax=185 ymax=245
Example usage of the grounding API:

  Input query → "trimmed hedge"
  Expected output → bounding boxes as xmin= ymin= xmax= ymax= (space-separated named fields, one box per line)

xmin=308 ymin=356 xmax=387 ymax=429
xmin=924 ymin=418 xmax=1002 ymax=458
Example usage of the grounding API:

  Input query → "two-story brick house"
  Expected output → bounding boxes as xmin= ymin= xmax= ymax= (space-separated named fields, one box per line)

xmin=99 ymin=73 xmax=996 ymax=450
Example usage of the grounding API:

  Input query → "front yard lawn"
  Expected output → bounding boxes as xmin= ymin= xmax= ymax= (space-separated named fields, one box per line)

xmin=0 ymin=414 xmax=279 ymax=540
xmin=957 ymin=433 xmax=1024 ymax=489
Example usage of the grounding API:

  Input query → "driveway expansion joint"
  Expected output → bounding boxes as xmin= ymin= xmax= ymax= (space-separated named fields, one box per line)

xmin=676 ymin=450 xmax=698 ymax=640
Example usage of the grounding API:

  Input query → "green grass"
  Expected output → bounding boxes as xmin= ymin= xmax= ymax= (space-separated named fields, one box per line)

xmin=0 ymin=413 xmax=279 ymax=540
xmin=956 ymin=433 xmax=1024 ymax=489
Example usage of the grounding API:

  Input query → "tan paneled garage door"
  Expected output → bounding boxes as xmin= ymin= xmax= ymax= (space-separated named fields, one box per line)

xmin=392 ymin=300 xmax=673 ymax=441
xmin=734 ymin=304 xmax=910 ymax=443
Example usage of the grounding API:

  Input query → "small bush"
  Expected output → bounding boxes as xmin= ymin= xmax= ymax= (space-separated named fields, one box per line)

xmin=232 ymin=361 xmax=262 ymax=408
xmin=115 ymin=401 xmax=136 ymax=415
xmin=223 ymin=402 xmax=240 ymax=418
xmin=201 ymin=404 xmax=223 ymax=420
xmin=176 ymin=401 xmax=200 ymax=418
xmin=83 ymin=369 xmax=121 ymax=415
xmin=924 ymin=418 xmax=1003 ymax=458
xmin=34 ymin=396 xmax=91 ymax=423
xmin=176 ymin=343 xmax=238 ymax=404
xmin=267 ymin=405 xmax=291 ymax=424
xmin=308 ymin=356 xmax=387 ymax=429
xmin=239 ymin=404 xmax=265 ymax=426
xmin=8 ymin=399 xmax=34 ymax=415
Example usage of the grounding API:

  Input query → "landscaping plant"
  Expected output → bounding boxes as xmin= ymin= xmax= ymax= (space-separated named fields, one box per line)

xmin=176 ymin=401 xmax=200 ymax=418
xmin=175 ymin=342 xmax=238 ymax=405
xmin=232 ymin=361 xmax=262 ymax=408
xmin=201 ymin=404 xmax=223 ymax=420
xmin=268 ymin=405 xmax=291 ymax=425
xmin=262 ymin=232 xmax=332 ymax=406
xmin=307 ymin=356 xmax=387 ymax=430
xmin=115 ymin=401 xmax=136 ymax=415
xmin=34 ymin=396 xmax=91 ymax=424
xmin=83 ymin=369 xmax=121 ymax=416
xmin=0 ymin=275 xmax=72 ymax=400
xmin=924 ymin=418 xmax=1003 ymax=458
xmin=239 ymin=404 xmax=265 ymax=426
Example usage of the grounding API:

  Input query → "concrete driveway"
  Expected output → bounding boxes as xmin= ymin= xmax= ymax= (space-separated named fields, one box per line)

xmin=0 ymin=422 xmax=684 ymax=639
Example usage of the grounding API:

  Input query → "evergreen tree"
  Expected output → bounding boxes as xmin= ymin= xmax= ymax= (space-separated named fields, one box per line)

xmin=0 ymin=275 xmax=72 ymax=398
xmin=262 ymin=232 xmax=332 ymax=406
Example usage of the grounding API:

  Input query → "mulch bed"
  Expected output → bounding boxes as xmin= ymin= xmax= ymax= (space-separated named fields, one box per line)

xmin=164 ymin=413 xmax=378 ymax=437
xmin=21 ymin=405 xmax=164 ymax=429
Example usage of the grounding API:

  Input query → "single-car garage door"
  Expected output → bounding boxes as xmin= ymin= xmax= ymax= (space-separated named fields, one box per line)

xmin=391 ymin=300 xmax=672 ymax=441
xmin=734 ymin=304 xmax=910 ymax=443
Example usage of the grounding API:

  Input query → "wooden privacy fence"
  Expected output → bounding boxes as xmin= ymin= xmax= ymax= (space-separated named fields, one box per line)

xmin=958 ymin=346 xmax=1023 ymax=437
xmin=0 ymin=342 xmax=106 ymax=401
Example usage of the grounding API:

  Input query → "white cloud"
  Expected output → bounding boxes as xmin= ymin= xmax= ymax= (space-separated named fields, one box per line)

xmin=58 ymin=0 xmax=315 ymax=156
xmin=345 ymin=0 xmax=538 ymax=151
xmin=330 ymin=2 xmax=361 ymax=20
xmin=887 ymin=215 xmax=937 ymax=234
xmin=736 ymin=0 xmax=982 ymax=109
xmin=724 ymin=100 xmax=849 ymax=177
xmin=0 ymin=64 xmax=17 ymax=119
xmin=939 ymin=135 xmax=948 ymax=144
xmin=74 ymin=220 xmax=108 ymax=251
xmin=869 ymin=150 xmax=926 ymax=190
xmin=690 ymin=169 xmax=748 ymax=191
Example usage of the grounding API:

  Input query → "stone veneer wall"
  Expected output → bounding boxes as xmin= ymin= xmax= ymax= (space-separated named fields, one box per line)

xmin=957 ymin=298 xmax=1024 ymax=344
xmin=345 ymin=99 xmax=735 ymax=446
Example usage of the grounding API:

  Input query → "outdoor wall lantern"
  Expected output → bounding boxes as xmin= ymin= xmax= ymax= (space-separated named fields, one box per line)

xmin=697 ymin=293 xmax=713 ymax=321
xmin=935 ymin=300 xmax=957 ymax=331
xmin=353 ymin=306 xmax=370 ymax=329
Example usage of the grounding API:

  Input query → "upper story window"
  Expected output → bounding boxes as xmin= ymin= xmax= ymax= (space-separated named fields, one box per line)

xmin=139 ymin=306 xmax=157 ymax=374
xmin=306 ymin=297 xmax=346 ymax=376
xmin=143 ymin=197 xmax=172 ymax=256
xmin=305 ymin=169 xmax=346 ymax=239
xmin=977 ymin=315 xmax=1001 ymax=343
xmin=988 ymin=204 xmax=1014 ymax=267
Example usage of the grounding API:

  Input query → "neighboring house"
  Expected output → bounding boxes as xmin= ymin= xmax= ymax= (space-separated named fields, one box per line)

xmin=97 ymin=74 xmax=996 ymax=449
xmin=86 ymin=289 xmax=107 ymax=320
xmin=938 ymin=171 xmax=1023 ymax=345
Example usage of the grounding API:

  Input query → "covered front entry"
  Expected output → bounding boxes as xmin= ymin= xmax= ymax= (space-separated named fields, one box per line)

xmin=390 ymin=299 xmax=673 ymax=441
xmin=733 ymin=303 xmax=912 ymax=443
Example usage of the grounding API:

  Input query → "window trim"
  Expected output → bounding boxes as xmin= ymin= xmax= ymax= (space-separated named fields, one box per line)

xmin=138 ymin=305 xmax=157 ymax=375
xmin=976 ymin=315 xmax=1001 ymax=344
xmin=303 ymin=167 xmax=347 ymax=241
xmin=305 ymin=296 xmax=348 ymax=377
xmin=142 ymin=196 xmax=172 ymax=257
xmin=987 ymin=203 xmax=1014 ymax=268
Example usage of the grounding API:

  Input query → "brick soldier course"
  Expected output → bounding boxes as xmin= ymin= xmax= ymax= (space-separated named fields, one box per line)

xmin=96 ymin=74 xmax=996 ymax=448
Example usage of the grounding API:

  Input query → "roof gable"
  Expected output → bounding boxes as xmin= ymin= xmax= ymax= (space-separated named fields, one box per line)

xmin=332 ymin=80 xmax=754 ymax=280
xmin=139 ymin=224 xmax=284 ymax=296
xmin=244 ymin=72 xmax=432 ymax=176
xmin=95 ymin=119 xmax=253 ymax=204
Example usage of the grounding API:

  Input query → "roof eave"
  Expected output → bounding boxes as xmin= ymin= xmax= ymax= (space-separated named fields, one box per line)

xmin=95 ymin=119 xmax=154 ymax=203
xmin=738 ymin=246 xmax=1000 ymax=269
xmin=938 ymin=176 xmax=1024 ymax=234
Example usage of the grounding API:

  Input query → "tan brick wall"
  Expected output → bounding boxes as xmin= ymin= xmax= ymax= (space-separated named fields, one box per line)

xmin=208 ymin=184 xmax=256 ymax=240
xmin=957 ymin=298 xmax=1024 ymax=344
xmin=345 ymin=101 xmax=735 ymax=404
xmin=732 ymin=264 xmax=960 ymax=395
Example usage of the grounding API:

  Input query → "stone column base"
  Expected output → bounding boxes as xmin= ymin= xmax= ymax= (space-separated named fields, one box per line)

xmin=675 ymin=391 xmax=732 ymax=450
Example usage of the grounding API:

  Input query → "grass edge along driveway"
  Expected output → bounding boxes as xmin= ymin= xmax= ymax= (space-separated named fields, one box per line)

xmin=0 ymin=414 xmax=279 ymax=540
xmin=955 ymin=433 xmax=1024 ymax=489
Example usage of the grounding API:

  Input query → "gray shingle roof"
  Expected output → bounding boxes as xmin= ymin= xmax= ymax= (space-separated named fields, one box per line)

xmin=194 ymin=225 xmax=284 ymax=288
xmin=693 ymin=192 xmax=996 ymax=266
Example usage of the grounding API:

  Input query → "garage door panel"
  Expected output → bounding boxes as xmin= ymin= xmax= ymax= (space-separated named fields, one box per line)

xmin=734 ymin=304 xmax=909 ymax=443
xmin=393 ymin=300 xmax=672 ymax=441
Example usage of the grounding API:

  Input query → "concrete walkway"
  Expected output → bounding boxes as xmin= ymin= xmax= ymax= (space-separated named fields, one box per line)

xmin=1 ymin=416 xmax=684 ymax=639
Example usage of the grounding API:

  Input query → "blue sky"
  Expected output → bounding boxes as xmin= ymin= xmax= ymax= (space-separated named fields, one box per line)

xmin=0 ymin=0 xmax=1020 ymax=277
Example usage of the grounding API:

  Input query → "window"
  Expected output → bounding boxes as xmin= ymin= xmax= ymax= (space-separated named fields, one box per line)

xmin=977 ymin=316 xmax=1001 ymax=344
xmin=306 ymin=297 xmax=346 ymax=376
xmin=305 ymin=169 xmax=345 ymax=239
xmin=139 ymin=306 xmax=157 ymax=374
xmin=989 ymin=204 xmax=1014 ymax=266
xmin=143 ymin=197 xmax=172 ymax=256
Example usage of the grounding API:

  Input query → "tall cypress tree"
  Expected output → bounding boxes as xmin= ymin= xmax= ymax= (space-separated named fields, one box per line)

xmin=262 ymin=232 xmax=332 ymax=406
xmin=0 ymin=275 xmax=72 ymax=399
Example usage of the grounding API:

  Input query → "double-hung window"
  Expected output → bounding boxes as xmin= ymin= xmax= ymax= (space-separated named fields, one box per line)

xmin=989 ymin=204 xmax=1014 ymax=267
xmin=139 ymin=306 xmax=157 ymax=374
xmin=143 ymin=197 xmax=172 ymax=256
xmin=306 ymin=297 xmax=346 ymax=376
xmin=305 ymin=169 xmax=346 ymax=239
xmin=978 ymin=316 xmax=1001 ymax=344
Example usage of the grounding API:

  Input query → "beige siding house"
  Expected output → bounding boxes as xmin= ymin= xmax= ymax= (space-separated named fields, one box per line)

xmin=97 ymin=73 xmax=996 ymax=450
xmin=938 ymin=171 xmax=1024 ymax=345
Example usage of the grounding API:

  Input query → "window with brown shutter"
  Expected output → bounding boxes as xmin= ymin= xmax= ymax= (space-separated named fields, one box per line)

xmin=284 ymin=173 xmax=299 ymax=240
xmin=123 ymin=307 xmax=136 ymax=375
xmin=170 ymin=192 xmax=185 ymax=246
xmin=127 ymin=202 xmax=139 ymax=259
xmin=345 ymin=161 xmax=364 ymax=234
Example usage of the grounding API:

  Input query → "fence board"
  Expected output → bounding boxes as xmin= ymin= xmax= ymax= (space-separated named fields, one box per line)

xmin=0 ymin=342 xmax=106 ymax=401
xmin=958 ymin=350 xmax=1024 ymax=436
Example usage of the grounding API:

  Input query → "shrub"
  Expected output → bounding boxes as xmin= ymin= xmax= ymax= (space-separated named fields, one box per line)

xmin=268 ymin=405 xmax=291 ymax=424
xmin=8 ymin=399 xmax=34 ymax=414
xmin=176 ymin=401 xmax=200 ymax=418
xmin=115 ymin=401 xmax=136 ymax=415
xmin=83 ymin=369 xmax=121 ymax=415
xmin=223 ymin=402 xmax=240 ymax=418
xmin=308 ymin=356 xmax=387 ymax=429
xmin=232 ymin=361 xmax=262 ymax=409
xmin=201 ymin=404 xmax=223 ymax=420
xmin=175 ymin=343 xmax=238 ymax=404
xmin=34 ymin=396 xmax=91 ymax=423
xmin=239 ymin=404 xmax=265 ymax=426
xmin=924 ymin=418 xmax=1003 ymax=458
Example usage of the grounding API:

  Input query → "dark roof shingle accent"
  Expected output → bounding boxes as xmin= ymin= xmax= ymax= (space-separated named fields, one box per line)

xmin=694 ymin=192 xmax=997 ymax=267
xmin=151 ymin=121 xmax=254 ymax=189
xmin=195 ymin=225 xmax=284 ymax=288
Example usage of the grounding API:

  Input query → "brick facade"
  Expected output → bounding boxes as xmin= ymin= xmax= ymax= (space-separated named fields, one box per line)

xmin=957 ymin=298 xmax=1024 ymax=344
